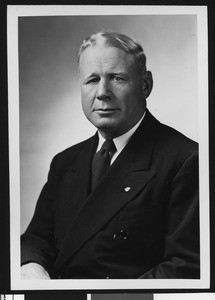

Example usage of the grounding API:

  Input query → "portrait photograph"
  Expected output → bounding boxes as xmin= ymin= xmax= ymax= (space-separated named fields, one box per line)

xmin=7 ymin=5 xmax=209 ymax=291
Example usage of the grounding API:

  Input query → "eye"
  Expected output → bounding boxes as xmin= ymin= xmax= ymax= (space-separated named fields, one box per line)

xmin=113 ymin=75 xmax=125 ymax=82
xmin=86 ymin=77 xmax=100 ymax=84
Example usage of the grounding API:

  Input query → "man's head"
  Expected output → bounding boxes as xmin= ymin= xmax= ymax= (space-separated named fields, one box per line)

xmin=78 ymin=31 xmax=153 ymax=139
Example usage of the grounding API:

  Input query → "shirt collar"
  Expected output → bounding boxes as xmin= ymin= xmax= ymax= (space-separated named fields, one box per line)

xmin=97 ymin=111 xmax=146 ymax=153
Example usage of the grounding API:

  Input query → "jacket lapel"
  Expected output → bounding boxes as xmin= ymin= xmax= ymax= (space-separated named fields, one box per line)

xmin=64 ymin=134 xmax=98 ymax=208
xmin=55 ymin=110 xmax=160 ymax=269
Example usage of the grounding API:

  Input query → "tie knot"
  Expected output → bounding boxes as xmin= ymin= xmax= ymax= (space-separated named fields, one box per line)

xmin=101 ymin=139 xmax=116 ymax=152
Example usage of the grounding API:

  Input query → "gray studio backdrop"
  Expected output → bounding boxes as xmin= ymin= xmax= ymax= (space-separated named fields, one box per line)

xmin=19 ymin=15 xmax=198 ymax=233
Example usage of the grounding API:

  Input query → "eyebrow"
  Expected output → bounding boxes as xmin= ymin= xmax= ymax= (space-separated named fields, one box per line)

xmin=84 ymin=72 xmax=99 ymax=79
xmin=111 ymin=72 xmax=128 ymax=77
xmin=84 ymin=72 xmax=129 ymax=80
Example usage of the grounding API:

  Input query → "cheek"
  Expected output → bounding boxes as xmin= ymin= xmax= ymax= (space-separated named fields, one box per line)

xmin=81 ymin=94 xmax=96 ymax=119
xmin=114 ymin=82 xmax=136 ymax=97
xmin=81 ymin=94 xmax=89 ymax=113
xmin=116 ymin=89 xmax=134 ymax=109
xmin=81 ymin=86 xmax=95 ymax=100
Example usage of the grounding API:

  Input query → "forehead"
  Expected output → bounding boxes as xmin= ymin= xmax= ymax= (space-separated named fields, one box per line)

xmin=79 ymin=45 xmax=136 ymax=75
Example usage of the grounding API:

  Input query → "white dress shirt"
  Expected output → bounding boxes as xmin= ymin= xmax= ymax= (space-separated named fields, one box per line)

xmin=96 ymin=111 xmax=146 ymax=165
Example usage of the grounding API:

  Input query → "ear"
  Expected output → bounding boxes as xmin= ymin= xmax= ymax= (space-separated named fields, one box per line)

xmin=142 ymin=70 xmax=153 ymax=99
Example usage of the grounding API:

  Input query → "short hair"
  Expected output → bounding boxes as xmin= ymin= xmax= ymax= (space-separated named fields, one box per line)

xmin=78 ymin=31 xmax=147 ymax=75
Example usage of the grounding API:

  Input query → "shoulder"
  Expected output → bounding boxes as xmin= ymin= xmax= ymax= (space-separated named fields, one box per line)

xmin=158 ymin=122 xmax=197 ymax=149
xmin=152 ymin=121 xmax=198 ymax=175
xmin=50 ymin=134 xmax=97 ymax=168
xmin=145 ymin=110 xmax=197 ymax=153
xmin=57 ymin=135 xmax=95 ymax=156
xmin=144 ymin=110 xmax=198 ymax=169
xmin=157 ymin=122 xmax=198 ymax=155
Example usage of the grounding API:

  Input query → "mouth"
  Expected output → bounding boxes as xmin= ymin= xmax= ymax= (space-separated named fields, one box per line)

xmin=94 ymin=108 xmax=119 ymax=115
xmin=94 ymin=108 xmax=119 ymax=112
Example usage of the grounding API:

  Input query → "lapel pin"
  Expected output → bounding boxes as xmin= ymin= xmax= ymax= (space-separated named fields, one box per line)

xmin=124 ymin=187 xmax=131 ymax=192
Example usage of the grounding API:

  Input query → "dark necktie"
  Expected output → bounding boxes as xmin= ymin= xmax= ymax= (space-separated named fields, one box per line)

xmin=91 ymin=139 xmax=116 ymax=189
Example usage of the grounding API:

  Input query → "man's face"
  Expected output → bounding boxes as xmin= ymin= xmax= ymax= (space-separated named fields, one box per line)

xmin=79 ymin=44 xmax=146 ymax=138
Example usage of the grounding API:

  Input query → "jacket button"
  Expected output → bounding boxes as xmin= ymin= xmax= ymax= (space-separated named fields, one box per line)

xmin=119 ymin=229 xmax=128 ymax=240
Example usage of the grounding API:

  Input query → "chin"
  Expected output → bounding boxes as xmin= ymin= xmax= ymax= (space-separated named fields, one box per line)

xmin=93 ymin=118 xmax=116 ymax=129
xmin=95 ymin=122 xmax=117 ymax=136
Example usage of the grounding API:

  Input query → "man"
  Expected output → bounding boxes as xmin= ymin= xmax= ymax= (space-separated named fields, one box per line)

xmin=21 ymin=31 xmax=200 ymax=279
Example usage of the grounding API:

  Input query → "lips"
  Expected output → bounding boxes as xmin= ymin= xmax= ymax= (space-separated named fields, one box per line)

xmin=94 ymin=108 xmax=119 ymax=112
xmin=93 ymin=108 xmax=119 ymax=116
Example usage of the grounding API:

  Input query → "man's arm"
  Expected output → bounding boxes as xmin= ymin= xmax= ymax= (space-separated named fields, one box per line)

xmin=21 ymin=157 xmax=59 ymax=278
xmin=140 ymin=150 xmax=200 ymax=278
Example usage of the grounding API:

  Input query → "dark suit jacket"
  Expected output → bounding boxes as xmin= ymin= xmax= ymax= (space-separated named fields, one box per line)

xmin=21 ymin=110 xmax=200 ymax=279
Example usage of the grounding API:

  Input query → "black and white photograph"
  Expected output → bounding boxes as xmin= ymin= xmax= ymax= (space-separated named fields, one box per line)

xmin=7 ymin=5 xmax=209 ymax=291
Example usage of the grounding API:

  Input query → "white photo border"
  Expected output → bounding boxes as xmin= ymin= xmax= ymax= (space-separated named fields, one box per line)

xmin=7 ymin=5 xmax=209 ymax=291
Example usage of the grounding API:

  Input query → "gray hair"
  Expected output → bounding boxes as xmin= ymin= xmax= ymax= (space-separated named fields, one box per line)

xmin=78 ymin=31 xmax=147 ymax=75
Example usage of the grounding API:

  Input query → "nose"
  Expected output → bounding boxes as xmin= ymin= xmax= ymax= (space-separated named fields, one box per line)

xmin=96 ymin=79 xmax=111 ymax=101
